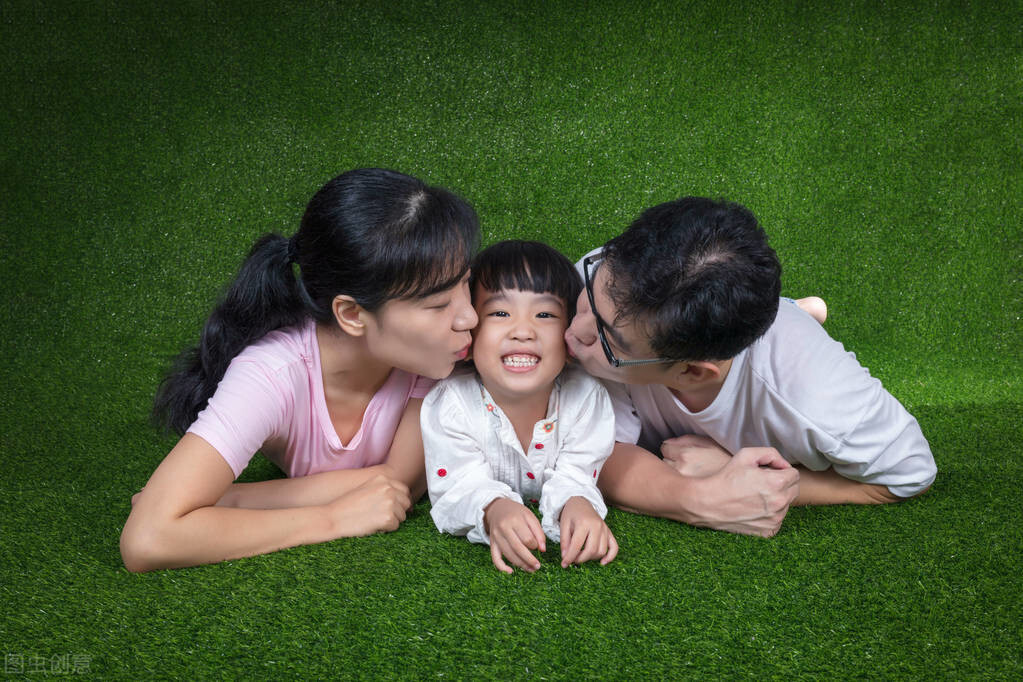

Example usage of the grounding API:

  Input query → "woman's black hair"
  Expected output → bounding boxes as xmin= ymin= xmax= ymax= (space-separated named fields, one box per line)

xmin=153 ymin=168 xmax=480 ymax=434
xmin=469 ymin=240 xmax=582 ymax=319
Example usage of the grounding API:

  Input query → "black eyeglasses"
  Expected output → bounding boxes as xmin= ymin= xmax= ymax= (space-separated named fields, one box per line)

xmin=582 ymin=254 xmax=674 ymax=368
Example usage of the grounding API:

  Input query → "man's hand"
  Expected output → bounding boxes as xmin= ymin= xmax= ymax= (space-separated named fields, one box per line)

xmin=559 ymin=496 xmax=618 ymax=568
xmin=483 ymin=498 xmax=546 ymax=574
xmin=661 ymin=434 xmax=732 ymax=477
xmin=694 ymin=447 xmax=799 ymax=537
xmin=598 ymin=442 xmax=799 ymax=538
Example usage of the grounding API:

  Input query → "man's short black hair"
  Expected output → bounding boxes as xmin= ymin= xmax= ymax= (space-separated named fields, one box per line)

xmin=602 ymin=196 xmax=781 ymax=362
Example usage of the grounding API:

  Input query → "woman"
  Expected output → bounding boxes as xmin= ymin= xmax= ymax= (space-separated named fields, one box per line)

xmin=121 ymin=168 xmax=479 ymax=571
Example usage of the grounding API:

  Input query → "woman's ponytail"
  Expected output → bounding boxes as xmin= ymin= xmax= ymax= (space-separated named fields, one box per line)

xmin=152 ymin=233 xmax=307 ymax=434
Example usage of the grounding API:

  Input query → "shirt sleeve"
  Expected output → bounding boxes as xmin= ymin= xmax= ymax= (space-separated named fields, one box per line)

xmin=421 ymin=380 xmax=522 ymax=545
xmin=756 ymin=305 xmax=937 ymax=498
xmin=824 ymin=386 xmax=937 ymax=497
xmin=602 ymin=378 xmax=642 ymax=444
xmin=539 ymin=371 xmax=615 ymax=542
xmin=186 ymin=357 xmax=289 ymax=479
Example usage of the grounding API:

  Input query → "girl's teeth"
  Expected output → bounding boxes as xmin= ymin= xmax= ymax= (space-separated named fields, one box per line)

xmin=503 ymin=355 xmax=538 ymax=367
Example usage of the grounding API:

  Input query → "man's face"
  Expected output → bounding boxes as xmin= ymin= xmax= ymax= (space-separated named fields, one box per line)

xmin=564 ymin=261 xmax=674 ymax=385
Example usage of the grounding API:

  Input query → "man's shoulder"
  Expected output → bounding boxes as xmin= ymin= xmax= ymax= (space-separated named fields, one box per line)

xmin=746 ymin=302 xmax=879 ymax=414
xmin=573 ymin=246 xmax=604 ymax=277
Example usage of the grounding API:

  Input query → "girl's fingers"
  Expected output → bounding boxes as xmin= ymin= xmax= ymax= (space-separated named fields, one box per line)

xmin=490 ymin=542 xmax=514 ymax=575
xmin=561 ymin=525 xmax=588 ymax=567
xmin=576 ymin=529 xmax=602 ymax=565
xmin=591 ymin=533 xmax=609 ymax=563
xmin=497 ymin=527 xmax=540 ymax=572
xmin=564 ymin=524 xmax=618 ymax=567
xmin=601 ymin=532 xmax=619 ymax=565
xmin=526 ymin=516 xmax=546 ymax=554
xmin=506 ymin=537 xmax=540 ymax=572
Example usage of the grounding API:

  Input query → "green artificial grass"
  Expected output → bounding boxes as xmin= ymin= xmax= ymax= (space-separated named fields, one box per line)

xmin=2 ymin=0 xmax=1021 ymax=678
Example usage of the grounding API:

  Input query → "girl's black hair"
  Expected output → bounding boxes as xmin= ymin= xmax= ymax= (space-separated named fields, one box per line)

xmin=153 ymin=168 xmax=480 ymax=434
xmin=470 ymin=240 xmax=582 ymax=318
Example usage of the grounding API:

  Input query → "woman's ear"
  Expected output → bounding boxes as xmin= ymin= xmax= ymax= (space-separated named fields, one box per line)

xmin=332 ymin=295 xmax=367 ymax=337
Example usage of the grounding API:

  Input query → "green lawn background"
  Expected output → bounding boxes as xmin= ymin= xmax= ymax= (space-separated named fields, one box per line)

xmin=2 ymin=1 xmax=1021 ymax=678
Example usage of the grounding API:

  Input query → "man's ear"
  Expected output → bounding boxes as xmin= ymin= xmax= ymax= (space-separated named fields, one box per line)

xmin=332 ymin=295 xmax=367 ymax=337
xmin=672 ymin=360 xmax=723 ymax=388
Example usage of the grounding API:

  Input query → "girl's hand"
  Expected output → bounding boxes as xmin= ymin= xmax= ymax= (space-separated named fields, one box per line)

xmin=660 ymin=434 xmax=732 ymax=478
xmin=483 ymin=498 xmax=546 ymax=574
xmin=325 ymin=475 xmax=411 ymax=537
xmin=559 ymin=496 xmax=618 ymax=568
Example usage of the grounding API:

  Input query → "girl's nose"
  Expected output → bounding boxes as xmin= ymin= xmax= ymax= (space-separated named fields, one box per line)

xmin=509 ymin=320 xmax=536 ymax=340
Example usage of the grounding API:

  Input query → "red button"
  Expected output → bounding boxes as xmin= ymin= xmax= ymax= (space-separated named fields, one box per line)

xmin=593 ymin=469 xmax=598 ymax=478
xmin=530 ymin=499 xmax=539 ymax=504
xmin=526 ymin=472 xmax=535 ymax=479
xmin=535 ymin=443 xmax=544 ymax=450
xmin=437 ymin=468 xmax=447 ymax=477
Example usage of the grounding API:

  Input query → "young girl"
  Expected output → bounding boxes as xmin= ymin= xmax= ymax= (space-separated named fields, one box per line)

xmin=120 ymin=168 xmax=480 ymax=572
xmin=421 ymin=241 xmax=618 ymax=574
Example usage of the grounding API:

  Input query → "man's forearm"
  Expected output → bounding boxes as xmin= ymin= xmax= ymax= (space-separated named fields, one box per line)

xmin=598 ymin=442 xmax=797 ymax=537
xmin=597 ymin=442 xmax=704 ymax=524
xmin=791 ymin=467 xmax=903 ymax=505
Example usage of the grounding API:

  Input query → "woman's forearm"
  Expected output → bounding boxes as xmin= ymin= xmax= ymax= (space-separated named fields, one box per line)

xmin=217 ymin=466 xmax=388 ymax=509
xmin=122 ymin=433 xmax=404 ymax=571
xmin=121 ymin=502 xmax=337 ymax=571
xmin=381 ymin=397 xmax=428 ymax=501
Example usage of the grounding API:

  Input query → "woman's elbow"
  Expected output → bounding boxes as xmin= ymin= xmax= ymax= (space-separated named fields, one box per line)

xmin=120 ymin=516 xmax=172 ymax=573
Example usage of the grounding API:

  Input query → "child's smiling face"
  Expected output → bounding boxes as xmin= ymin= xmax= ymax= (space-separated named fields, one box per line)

xmin=470 ymin=285 xmax=569 ymax=404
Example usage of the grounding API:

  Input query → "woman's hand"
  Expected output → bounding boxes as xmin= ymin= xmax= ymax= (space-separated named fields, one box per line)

xmin=325 ymin=475 xmax=412 ymax=537
xmin=558 ymin=496 xmax=618 ymax=568
xmin=483 ymin=498 xmax=546 ymax=574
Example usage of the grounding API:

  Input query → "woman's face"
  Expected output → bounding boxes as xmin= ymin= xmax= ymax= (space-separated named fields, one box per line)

xmin=362 ymin=273 xmax=478 ymax=380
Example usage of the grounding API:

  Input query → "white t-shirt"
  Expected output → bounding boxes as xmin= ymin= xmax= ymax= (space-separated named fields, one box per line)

xmin=421 ymin=365 xmax=614 ymax=544
xmin=605 ymin=300 xmax=936 ymax=497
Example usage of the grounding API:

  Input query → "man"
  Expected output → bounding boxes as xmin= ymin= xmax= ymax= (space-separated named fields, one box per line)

xmin=565 ymin=197 xmax=936 ymax=537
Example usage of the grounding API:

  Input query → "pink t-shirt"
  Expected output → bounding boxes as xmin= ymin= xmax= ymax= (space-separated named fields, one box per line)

xmin=187 ymin=318 xmax=435 ymax=479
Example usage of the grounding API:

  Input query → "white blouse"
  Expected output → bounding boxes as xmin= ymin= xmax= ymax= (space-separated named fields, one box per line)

xmin=421 ymin=364 xmax=615 ymax=544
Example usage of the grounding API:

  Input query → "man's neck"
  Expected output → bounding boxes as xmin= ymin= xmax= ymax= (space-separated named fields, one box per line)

xmin=668 ymin=358 xmax=732 ymax=413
